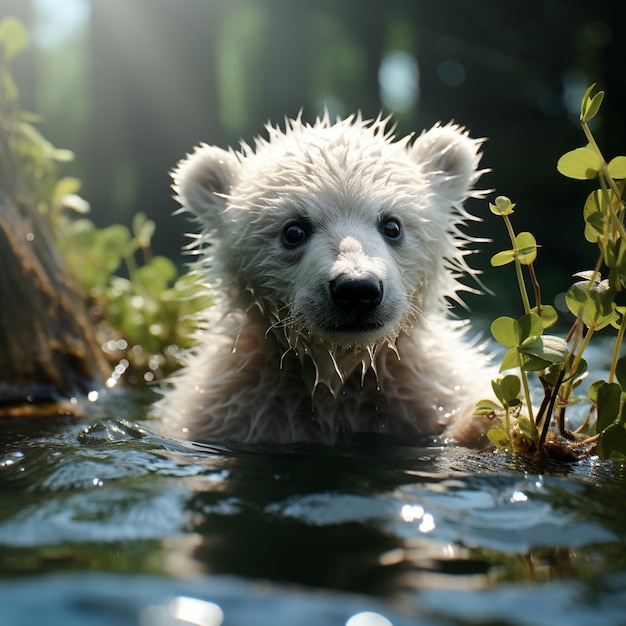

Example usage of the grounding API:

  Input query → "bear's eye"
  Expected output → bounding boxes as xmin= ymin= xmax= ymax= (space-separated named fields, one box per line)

xmin=381 ymin=218 xmax=402 ymax=242
xmin=282 ymin=221 xmax=310 ymax=249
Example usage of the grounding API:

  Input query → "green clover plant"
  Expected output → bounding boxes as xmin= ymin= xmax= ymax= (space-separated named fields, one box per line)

xmin=477 ymin=85 xmax=626 ymax=461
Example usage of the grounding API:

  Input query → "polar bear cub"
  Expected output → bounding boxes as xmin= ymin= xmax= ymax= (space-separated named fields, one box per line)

xmin=155 ymin=114 xmax=493 ymax=446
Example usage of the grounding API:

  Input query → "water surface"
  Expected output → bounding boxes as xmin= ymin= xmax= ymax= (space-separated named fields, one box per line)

xmin=1 ymin=388 xmax=625 ymax=626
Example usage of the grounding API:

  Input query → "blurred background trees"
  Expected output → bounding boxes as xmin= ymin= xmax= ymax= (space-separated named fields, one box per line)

xmin=4 ymin=0 xmax=625 ymax=315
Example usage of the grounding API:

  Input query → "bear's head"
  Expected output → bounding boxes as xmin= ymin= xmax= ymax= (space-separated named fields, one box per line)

xmin=173 ymin=115 xmax=484 ymax=356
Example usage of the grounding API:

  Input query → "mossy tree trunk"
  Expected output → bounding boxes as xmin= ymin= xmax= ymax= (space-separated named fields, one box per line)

xmin=0 ymin=188 xmax=110 ymax=413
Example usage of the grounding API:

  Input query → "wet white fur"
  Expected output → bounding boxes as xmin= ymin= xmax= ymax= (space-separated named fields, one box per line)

xmin=154 ymin=114 xmax=494 ymax=446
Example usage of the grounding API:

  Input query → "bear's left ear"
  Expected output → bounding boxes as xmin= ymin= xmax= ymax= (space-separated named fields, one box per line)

xmin=409 ymin=123 xmax=483 ymax=203
xmin=172 ymin=144 xmax=240 ymax=231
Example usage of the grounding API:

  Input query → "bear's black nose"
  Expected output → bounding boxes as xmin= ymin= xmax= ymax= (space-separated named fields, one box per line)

xmin=330 ymin=273 xmax=383 ymax=315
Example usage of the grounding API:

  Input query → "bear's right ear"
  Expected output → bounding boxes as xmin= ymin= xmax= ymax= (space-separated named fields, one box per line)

xmin=172 ymin=144 xmax=240 ymax=228
xmin=409 ymin=123 xmax=483 ymax=205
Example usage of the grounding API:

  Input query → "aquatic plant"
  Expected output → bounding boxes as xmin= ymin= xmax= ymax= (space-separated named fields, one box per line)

xmin=476 ymin=85 xmax=626 ymax=461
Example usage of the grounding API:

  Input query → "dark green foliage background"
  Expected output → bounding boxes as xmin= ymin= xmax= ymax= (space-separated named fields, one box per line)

xmin=6 ymin=0 xmax=625 ymax=315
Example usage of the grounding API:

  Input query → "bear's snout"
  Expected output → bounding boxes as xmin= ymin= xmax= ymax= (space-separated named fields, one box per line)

xmin=330 ymin=273 xmax=383 ymax=316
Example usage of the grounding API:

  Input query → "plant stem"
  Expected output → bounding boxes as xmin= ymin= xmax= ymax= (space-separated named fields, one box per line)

xmin=571 ymin=321 xmax=595 ymax=381
xmin=528 ymin=262 xmax=541 ymax=313
xmin=559 ymin=321 xmax=596 ymax=422
xmin=503 ymin=214 xmax=532 ymax=315
xmin=609 ymin=310 xmax=626 ymax=383
xmin=518 ymin=362 xmax=536 ymax=431
xmin=598 ymin=172 xmax=626 ymax=244
xmin=539 ymin=367 xmax=566 ymax=446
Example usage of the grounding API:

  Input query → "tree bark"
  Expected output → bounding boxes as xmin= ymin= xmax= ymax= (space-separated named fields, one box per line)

xmin=0 ymin=188 xmax=110 ymax=413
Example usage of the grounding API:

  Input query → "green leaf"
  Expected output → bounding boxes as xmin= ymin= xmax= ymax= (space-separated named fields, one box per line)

xmin=101 ymin=224 xmax=132 ymax=257
xmin=0 ymin=17 xmax=30 ymax=60
xmin=53 ymin=176 xmax=82 ymax=199
xmin=487 ymin=427 xmax=511 ymax=448
xmin=586 ymin=216 xmax=606 ymax=243
xmin=474 ymin=399 xmax=502 ymax=416
xmin=521 ymin=356 xmax=552 ymax=372
xmin=531 ymin=304 xmax=558 ymax=328
xmin=1 ymin=71 xmax=19 ymax=102
xmin=557 ymin=146 xmax=601 ymax=180
xmin=597 ymin=382 xmax=622 ymax=432
xmin=615 ymin=357 xmax=626 ymax=390
xmin=150 ymin=255 xmax=177 ymax=285
xmin=518 ymin=313 xmax=543 ymax=341
xmin=132 ymin=212 xmax=156 ymax=248
xmin=515 ymin=232 xmax=537 ymax=265
xmin=605 ymin=241 xmax=626 ymax=291
xmin=581 ymin=90 xmax=604 ymax=122
xmin=520 ymin=334 xmax=569 ymax=364
xmin=490 ymin=249 xmax=515 ymax=267
xmin=567 ymin=358 xmax=588 ymax=387
xmin=499 ymin=348 xmax=520 ymax=372
xmin=608 ymin=156 xmax=626 ymax=180
xmin=489 ymin=196 xmax=516 ymax=216
xmin=595 ymin=299 xmax=616 ymax=331
xmin=584 ymin=216 xmax=603 ymax=243
xmin=500 ymin=374 xmax=521 ymax=403
xmin=542 ymin=363 xmax=563 ymax=387
xmin=51 ymin=148 xmax=74 ymax=162
xmin=588 ymin=379 xmax=606 ymax=405
xmin=135 ymin=256 xmax=178 ymax=296
xmin=611 ymin=306 xmax=626 ymax=331
xmin=517 ymin=414 xmax=536 ymax=439
xmin=565 ymin=280 xmax=615 ymax=329
xmin=492 ymin=375 xmax=521 ymax=407
xmin=583 ymin=190 xmax=606 ymax=243
xmin=580 ymin=83 xmax=597 ymax=109
xmin=491 ymin=316 xmax=521 ymax=348
xmin=596 ymin=424 xmax=626 ymax=461
xmin=491 ymin=380 xmax=504 ymax=404
xmin=583 ymin=189 xmax=604 ymax=216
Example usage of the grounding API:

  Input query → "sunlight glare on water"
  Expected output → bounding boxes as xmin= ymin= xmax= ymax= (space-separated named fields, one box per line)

xmin=139 ymin=596 xmax=224 ymax=626
xmin=170 ymin=596 xmax=224 ymax=626
xmin=400 ymin=504 xmax=436 ymax=533
xmin=346 ymin=611 xmax=394 ymax=626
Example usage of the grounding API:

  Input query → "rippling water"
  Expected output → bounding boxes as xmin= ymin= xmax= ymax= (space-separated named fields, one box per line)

xmin=1 ymin=387 xmax=625 ymax=626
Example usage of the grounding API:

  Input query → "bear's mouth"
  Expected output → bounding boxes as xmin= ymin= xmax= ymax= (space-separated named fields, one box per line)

xmin=320 ymin=316 xmax=391 ymax=346
xmin=329 ymin=321 xmax=384 ymax=333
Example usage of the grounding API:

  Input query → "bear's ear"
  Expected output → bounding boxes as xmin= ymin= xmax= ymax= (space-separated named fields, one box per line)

xmin=172 ymin=144 xmax=240 ymax=227
xmin=409 ymin=123 xmax=483 ymax=203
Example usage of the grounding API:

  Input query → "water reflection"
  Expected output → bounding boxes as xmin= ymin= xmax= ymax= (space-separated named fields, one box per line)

xmin=400 ymin=504 xmax=436 ymax=533
xmin=1 ymin=407 xmax=626 ymax=625
xmin=141 ymin=598 xmax=398 ymax=626
xmin=346 ymin=611 xmax=394 ymax=626
xmin=140 ymin=596 xmax=224 ymax=626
